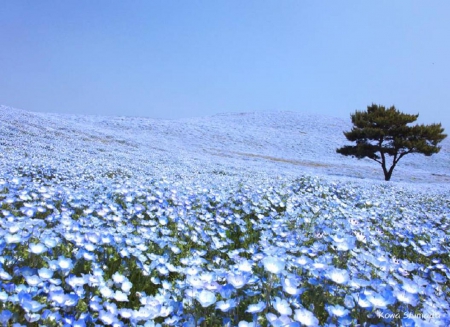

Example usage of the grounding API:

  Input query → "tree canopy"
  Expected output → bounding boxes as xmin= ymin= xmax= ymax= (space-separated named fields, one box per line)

xmin=336 ymin=104 xmax=447 ymax=181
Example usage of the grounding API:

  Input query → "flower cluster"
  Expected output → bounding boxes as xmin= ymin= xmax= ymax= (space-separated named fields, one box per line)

xmin=0 ymin=166 xmax=449 ymax=326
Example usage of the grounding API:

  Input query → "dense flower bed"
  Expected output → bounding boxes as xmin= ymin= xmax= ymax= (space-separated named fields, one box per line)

xmin=0 ymin=166 xmax=449 ymax=326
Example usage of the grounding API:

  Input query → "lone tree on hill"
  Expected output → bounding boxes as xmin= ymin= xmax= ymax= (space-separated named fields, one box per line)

xmin=336 ymin=104 xmax=447 ymax=181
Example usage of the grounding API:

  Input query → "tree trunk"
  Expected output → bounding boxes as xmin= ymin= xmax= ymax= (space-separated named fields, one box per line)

xmin=382 ymin=164 xmax=396 ymax=181
xmin=384 ymin=171 xmax=392 ymax=181
xmin=381 ymin=163 xmax=394 ymax=181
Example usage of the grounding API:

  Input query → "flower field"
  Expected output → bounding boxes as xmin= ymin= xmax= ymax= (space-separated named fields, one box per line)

xmin=1 ymin=163 xmax=449 ymax=326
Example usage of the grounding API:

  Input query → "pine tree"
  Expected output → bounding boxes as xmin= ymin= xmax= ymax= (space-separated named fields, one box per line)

xmin=336 ymin=104 xmax=447 ymax=181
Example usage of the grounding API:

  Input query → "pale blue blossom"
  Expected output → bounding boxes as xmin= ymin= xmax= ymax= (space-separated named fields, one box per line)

xmin=293 ymin=308 xmax=319 ymax=327
xmin=196 ymin=290 xmax=216 ymax=308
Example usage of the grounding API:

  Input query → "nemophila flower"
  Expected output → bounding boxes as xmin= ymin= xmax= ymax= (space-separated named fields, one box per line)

xmin=246 ymin=301 xmax=266 ymax=314
xmin=99 ymin=310 xmax=116 ymax=325
xmin=266 ymin=313 xmax=299 ymax=327
xmin=37 ymin=267 xmax=53 ymax=279
xmin=122 ymin=280 xmax=133 ymax=293
xmin=237 ymin=259 xmax=253 ymax=272
xmin=238 ymin=320 xmax=257 ymax=327
xmin=64 ymin=293 xmax=79 ymax=307
xmin=294 ymin=308 xmax=319 ymax=327
xmin=282 ymin=276 xmax=302 ymax=296
xmin=326 ymin=268 xmax=350 ymax=285
xmin=25 ymin=312 xmax=40 ymax=323
xmin=401 ymin=278 xmax=421 ymax=294
xmin=72 ymin=318 xmax=87 ymax=327
xmin=331 ymin=235 xmax=355 ymax=251
xmin=273 ymin=297 xmax=292 ymax=315
xmin=57 ymin=256 xmax=73 ymax=271
xmin=90 ymin=298 xmax=102 ymax=311
xmin=430 ymin=271 xmax=446 ymax=284
xmin=216 ymin=299 xmax=237 ymax=312
xmin=19 ymin=266 xmax=35 ymax=277
xmin=348 ymin=277 xmax=371 ymax=289
xmin=134 ymin=305 xmax=162 ymax=320
xmin=295 ymin=256 xmax=312 ymax=267
xmin=114 ymin=290 xmax=128 ymax=302
xmin=24 ymin=275 xmax=42 ymax=287
xmin=0 ymin=269 xmax=13 ymax=280
xmin=326 ymin=304 xmax=349 ymax=318
xmin=42 ymin=236 xmax=58 ymax=248
xmin=400 ymin=318 xmax=416 ymax=327
xmin=5 ymin=233 xmax=21 ymax=244
xmin=29 ymin=243 xmax=47 ymax=254
xmin=118 ymin=308 xmax=133 ymax=319
xmin=218 ymin=283 xmax=234 ymax=299
xmin=185 ymin=266 xmax=201 ymax=275
xmin=0 ymin=310 xmax=13 ymax=325
xmin=196 ymin=290 xmax=216 ymax=307
xmin=262 ymin=256 xmax=285 ymax=274
xmin=353 ymin=293 xmax=372 ymax=309
xmin=104 ymin=301 xmax=118 ymax=315
xmin=112 ymin=272 xmax=126 ymax=284
xmin=0 ymin=291 xmax=8 ymax=301
xmin=100 ymin=286 xmax=114 ymax=299
xmin=67 ymin=275 xmax=87 ymax=288
xmin=394 ymin=289 xmax=419 ymax=306
xmin=49 ymin=291 xmax=67 ymax=306
xmin=187 ymin=275 xmax=204 ymax=288
xmin=81 ymin=251 xmax=95 ymax=261
xmin=227 ymin=271 xmax=250 ymax=289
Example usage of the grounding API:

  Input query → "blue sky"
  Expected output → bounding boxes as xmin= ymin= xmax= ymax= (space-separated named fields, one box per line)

xmin=1 ymin=1 xmax=449 ymax=129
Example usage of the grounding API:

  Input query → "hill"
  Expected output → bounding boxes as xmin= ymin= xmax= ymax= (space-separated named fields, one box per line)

xmin=1 ymin=105 xmax=449 ymax=184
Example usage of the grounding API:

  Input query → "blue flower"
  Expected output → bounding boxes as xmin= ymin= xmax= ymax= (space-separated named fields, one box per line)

xmin=0 ymin=310 xmax=13 ymax=325
xmin=5 ymin=234 xmax=21 ymax=244
xmin=216 ymin=299 xmax=237 ymax=312
xmin=99 ymin=310 xmax=116 ymax=325
xmin=262 ymin=256 xmax=285 ymax=274
xmin=273 ymin=297 xmax=292 ymax=315
xmin=401 ymin=278 xmax=421 ymax=294
xmin=24 ymin=275 xmax=42 ymax=287
xmin=326 ymin=304 xmax=349 ymax=318
xmin=227 ymin=271 xmax=250 ymax=289
xmin=238 ymin=321 xmax=257 ymax=327
xmin=49 ymin=291 xmax=67 ymax=306
xmin=246 ymin=301 xmax=266 ymax=314
xmin=294 ymin=308 xmax=319 ymax=327
xmin=56 ymin=256 xmax=73 ymax=272
xmin=282 ymin=276 xmax=302 ymax=296
xmin=37 ymin=268 xmax=53 ymax=280
xmin=331 ymin=235 xmax=355 ymax=251
xmin=326 ymin=268 xmax=350 ymax=285
xmin=196 ymin=290 xmax=216 ymax=308
xmin=394 ymin=289 xmax=418 ymax=307
xmin=0 ymin=292 xmax=8 ymax=302
xmin=22 ymin=299 xmax=45 ymax=313
xmin=29 ymin=243 xmax=47 ymax=254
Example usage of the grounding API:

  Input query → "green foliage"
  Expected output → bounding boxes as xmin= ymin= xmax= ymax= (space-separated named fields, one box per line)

xmin=337 ymin=104 xmax=447 ymax=181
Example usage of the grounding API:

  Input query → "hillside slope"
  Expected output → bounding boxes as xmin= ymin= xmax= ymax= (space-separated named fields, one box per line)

xmin=1 ymin=105 xmax=449 ymax=184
